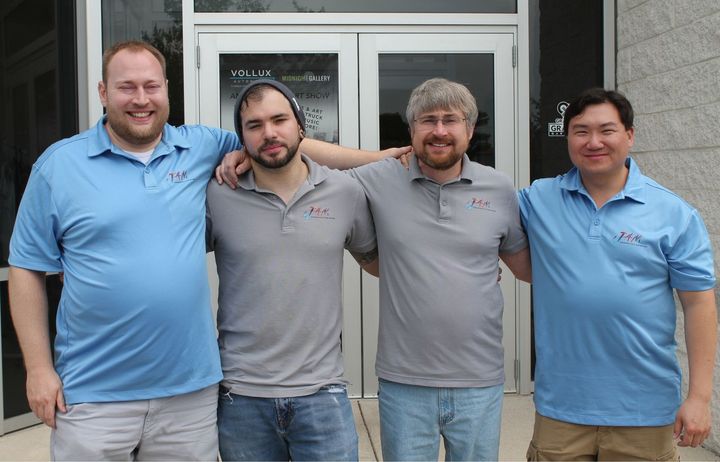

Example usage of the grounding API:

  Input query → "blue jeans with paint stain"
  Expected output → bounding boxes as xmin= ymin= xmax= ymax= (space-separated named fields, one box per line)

xmin=218 ymin=384 xmax=358 ymax=461
xmin=378 ymin=379 xmax=503 ymax=462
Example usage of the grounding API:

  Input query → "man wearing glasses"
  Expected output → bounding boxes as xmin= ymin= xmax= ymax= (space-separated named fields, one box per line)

xmin=348 ymin=78 xmax=531 ymax=461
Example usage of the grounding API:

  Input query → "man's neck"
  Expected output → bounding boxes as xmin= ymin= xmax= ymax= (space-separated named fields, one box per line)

xmin=252 ymin=154 xmax=308 ymax=204
xmin=105 ymin=123 xmax=161 ymax=153
xmin=580 ymin=167 xmax=629 ymax=209
xmin=418 ymin=158 xmax=463 ymax=184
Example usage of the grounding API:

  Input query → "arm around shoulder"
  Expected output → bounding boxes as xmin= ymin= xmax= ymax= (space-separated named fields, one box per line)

xmin=499 ymin=246 xmax=532 ymax=283
xmin=351 ymin=248 xmax=379 ymax=277
xmin=300 ymin=138 xmax=411 ymax=170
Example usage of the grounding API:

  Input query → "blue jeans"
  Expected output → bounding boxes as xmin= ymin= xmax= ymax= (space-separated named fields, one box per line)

xmin=218 ymin=384 xmax=358 ymax=461
xmin=378 ymin=379 xmax=503 ymax=462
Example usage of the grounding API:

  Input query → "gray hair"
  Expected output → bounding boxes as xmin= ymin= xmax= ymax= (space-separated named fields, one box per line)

xmin=405 ymin=78 xmax=478 ymax=131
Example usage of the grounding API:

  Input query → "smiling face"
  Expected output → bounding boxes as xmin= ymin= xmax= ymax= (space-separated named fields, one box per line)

xmin=566 ymin=102 xmax=635 ymax=184
xmin=410 ymin=107 xmax=473 ymax=173
xmin=240 ymin=87 xmax=303 ymax=170
xmin=98 ymin=48 xmax=169 ymax=152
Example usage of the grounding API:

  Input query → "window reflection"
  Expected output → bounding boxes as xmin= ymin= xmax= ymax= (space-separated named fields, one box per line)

xmin=102 ymin=0 xmax=185 ymax=126
xmin=378 ymin=54 xmax=495 ymax=167
xmin=194 ymin=0 xmax=516 ymax=13
xmin=219 ymin=54 xmax=339 ymax=143
xmin=1 ymin=276 xmax=61 ymax=420
xmin=528 ymin=0 xmax=604 ymax=181
xmin=0 ymin=0 xmax=75 ymax=427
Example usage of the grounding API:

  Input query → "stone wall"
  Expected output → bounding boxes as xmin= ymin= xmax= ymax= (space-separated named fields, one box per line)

xmin=616 ymin=0 xmax=720 ymax=453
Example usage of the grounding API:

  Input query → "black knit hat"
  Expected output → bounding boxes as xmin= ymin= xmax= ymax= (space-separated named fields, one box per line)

xmin=234 ymin=79 xmax=306 ymax=144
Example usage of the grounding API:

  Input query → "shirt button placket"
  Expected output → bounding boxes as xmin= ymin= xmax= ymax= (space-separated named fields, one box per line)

xmin=144 ymin=166 xmax=158 ymax=189
xmin=439 ymin=187 xmax=450 ymax=221
xmin=589 ymin=214 xmax=602 ymax=239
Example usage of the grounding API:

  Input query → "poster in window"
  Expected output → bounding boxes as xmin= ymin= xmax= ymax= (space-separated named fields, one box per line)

xmin=219 ymin=54 xmax=339 ymax=144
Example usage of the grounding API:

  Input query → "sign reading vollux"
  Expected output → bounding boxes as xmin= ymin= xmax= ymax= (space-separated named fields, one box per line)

xmin=219 ymin=55 xmax=339 ymax=144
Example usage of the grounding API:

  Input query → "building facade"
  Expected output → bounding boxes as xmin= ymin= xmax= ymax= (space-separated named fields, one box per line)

xmin=0 ymin=0 xmax=717 ymax=453
xmin=615 ymin=0 xmax=720 ymax=453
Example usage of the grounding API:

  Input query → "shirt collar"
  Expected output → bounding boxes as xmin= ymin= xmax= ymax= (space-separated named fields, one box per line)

xmin=87 ymin=116 xmax=191 ymax=158
xmin=560 ymin=156 xmax=646 ymax=204
xmin=237 ymin=153 xmax=327 ymax=191
xmin=408 ymin=153 xmax=474 ymax=184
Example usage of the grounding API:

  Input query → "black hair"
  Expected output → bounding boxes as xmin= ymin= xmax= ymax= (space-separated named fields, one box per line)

xmin=563 ymin=88 xmax=634 ymax=135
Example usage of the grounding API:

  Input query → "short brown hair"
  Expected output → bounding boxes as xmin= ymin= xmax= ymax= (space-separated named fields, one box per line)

xmin=102 ymin=40 xmax=167 ymax=83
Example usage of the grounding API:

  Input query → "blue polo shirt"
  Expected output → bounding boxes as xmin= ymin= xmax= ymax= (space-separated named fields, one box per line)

xmin=9 ymin=118 xmax=239 ymax=404
xmin=519 ymin=157 xmax=715 ymax=426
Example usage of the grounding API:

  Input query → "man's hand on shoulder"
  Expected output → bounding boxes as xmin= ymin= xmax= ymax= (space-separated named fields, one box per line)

xmin=380 ymin=145 xmax=412 ymax=160
xmin=674 ymin=396 xmax=711 ymax=447
xmin=26 ymin=365 xmax=66 ymax=428
xmin=215 ymin=148 xmax=251 ymax=188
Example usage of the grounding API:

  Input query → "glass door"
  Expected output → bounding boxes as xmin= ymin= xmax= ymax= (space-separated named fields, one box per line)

xmin=358 ymin=33 xmax=517 ymax=395
xmin=196 ymin=32 xmax=365 ymax=395
xmin=196 ymin=31 xmax=517 ymax=397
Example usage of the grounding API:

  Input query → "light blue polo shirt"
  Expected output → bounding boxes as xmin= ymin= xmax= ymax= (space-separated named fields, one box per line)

xmin=9 ymin=117 xmax=239 ymax=404
xmin=519 ymin=157 xmax=715 ymax=426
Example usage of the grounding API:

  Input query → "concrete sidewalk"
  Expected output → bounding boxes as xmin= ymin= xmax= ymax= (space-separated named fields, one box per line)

xmin=1 ymin=395 xmax=718 ymax=461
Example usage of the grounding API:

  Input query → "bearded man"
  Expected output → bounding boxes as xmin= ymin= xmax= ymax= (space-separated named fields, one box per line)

xmin=7 ymin=41 xmax=405 ymax=461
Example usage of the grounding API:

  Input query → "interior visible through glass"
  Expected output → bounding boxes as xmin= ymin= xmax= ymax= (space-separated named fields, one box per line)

xmin=219 ymin=54 xmax=339 ymax=143
xmin=378 ymin=53 xmax=495 ymax=167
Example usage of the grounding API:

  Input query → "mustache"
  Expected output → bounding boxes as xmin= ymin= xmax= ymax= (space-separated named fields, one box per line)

xmin=425 ymin=135 xmax=453 ymax=143
xmin=259 ymin=140 xmax=287 ymax=151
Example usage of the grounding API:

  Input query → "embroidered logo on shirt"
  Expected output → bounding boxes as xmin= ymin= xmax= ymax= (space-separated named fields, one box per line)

xmin=168 ymin=170 xmax=188 ymax=182
xmin=465 ymin=197 xmax=496 ymax=212
xmin=303 ymin=206 xmax=335 ymax=220
xmin=612 ymin=231 xmax=647 ymax=247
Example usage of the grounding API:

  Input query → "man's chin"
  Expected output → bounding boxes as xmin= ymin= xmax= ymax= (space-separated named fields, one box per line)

xmin=418 ymin=153 xmax=462 ymax=171
xmin=252 ymin=154 xmax=292 ymax=170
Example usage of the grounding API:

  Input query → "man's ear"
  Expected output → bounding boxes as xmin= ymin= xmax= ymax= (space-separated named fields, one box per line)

xmin=98 ymin=81 xmax=108 ymax=107
xmin=626 ymin=127 xmax=635 ymax=149
xmin=466 ymin=124 xmax=476 ymax=141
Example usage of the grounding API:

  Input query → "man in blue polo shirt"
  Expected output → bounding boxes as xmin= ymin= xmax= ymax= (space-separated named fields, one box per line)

xmin=520 ymin=88 xmax=716 ymax=460
xmin=8 ymin=40 xmax=405 ymax=460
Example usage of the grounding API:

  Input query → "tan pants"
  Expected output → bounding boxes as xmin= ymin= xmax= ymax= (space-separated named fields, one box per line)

xmin=51 ymin=385 xmax=219 ymax=461
xmin=526 ymin=412 xmax=679 ymax=461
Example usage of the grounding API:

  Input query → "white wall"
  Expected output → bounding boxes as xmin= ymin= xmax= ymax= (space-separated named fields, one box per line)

xmin=616 ymin=0 xmax=720 ymax=453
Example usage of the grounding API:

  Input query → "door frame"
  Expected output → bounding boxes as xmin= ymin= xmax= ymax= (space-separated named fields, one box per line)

xmin=357 ymin=32 xmax=517 ymax=396
xmin=195 ymin=28 xmax=528 ymax=397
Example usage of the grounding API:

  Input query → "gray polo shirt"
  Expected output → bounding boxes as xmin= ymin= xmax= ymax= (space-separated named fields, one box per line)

xmin=349 ymin=155 xmax=527 ymax=388
xmin=206 ymin=155 xmax=376 ymax=398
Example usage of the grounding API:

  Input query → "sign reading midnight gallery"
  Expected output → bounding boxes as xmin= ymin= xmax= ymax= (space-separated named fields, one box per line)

xmin=219 ymin=54 xmax=339 ymax=144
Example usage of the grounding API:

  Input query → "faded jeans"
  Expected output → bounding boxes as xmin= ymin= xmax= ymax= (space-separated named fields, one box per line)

xmin=378 ymin=379 xmax=503 ymax=461
xmin=218 ymin=384 xmax=358 ymax=461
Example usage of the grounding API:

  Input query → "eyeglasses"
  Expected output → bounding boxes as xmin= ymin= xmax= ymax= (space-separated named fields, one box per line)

xmin=413 ymin=115 xmax=467 ymax=131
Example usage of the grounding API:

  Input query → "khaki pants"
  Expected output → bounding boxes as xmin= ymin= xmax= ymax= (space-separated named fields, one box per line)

xmin=526 ymin=412 xmax=679 ymax=461
xmin=51 ymin=385 xmax=218 ymax=461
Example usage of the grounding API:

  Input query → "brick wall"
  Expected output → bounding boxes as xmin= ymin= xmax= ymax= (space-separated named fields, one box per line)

xmin=616 ymin=0 xmax=720 ymax=453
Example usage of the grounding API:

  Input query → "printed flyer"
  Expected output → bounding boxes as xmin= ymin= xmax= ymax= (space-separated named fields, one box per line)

xmin=219 ymin=53 xmax=339 ymax=143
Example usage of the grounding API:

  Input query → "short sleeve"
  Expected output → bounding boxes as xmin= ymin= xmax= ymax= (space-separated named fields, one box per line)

xmin=9 ymin=167 xmax=64 ymax=272
xmin=345 ymin=181 xmax=377 ymax=253
xmin=517 ymin=186 xmax=531 ymax=230
xmin=667 ymin=209 xmax=716 ymax=291
xmin=499 ymin=186 xmax=528 ymax=254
